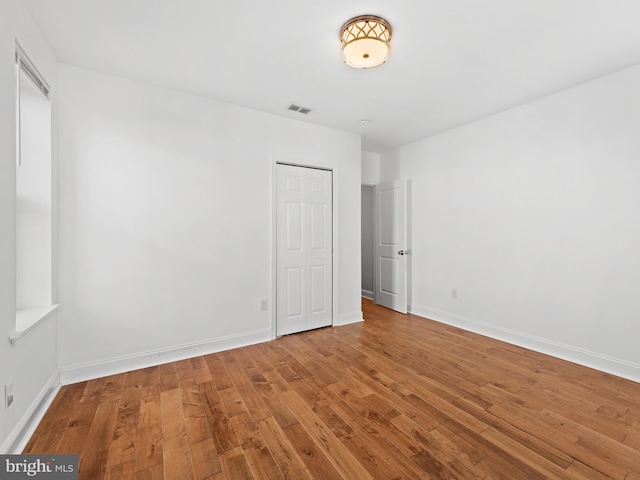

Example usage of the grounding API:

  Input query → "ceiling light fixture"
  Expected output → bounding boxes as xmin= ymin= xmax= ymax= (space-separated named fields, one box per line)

xmin=340 ymin=15 xmax=392 ymax=69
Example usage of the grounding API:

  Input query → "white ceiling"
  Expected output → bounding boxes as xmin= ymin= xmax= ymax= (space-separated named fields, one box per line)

xmin=25 ymin=0 xmax=640 ymax=152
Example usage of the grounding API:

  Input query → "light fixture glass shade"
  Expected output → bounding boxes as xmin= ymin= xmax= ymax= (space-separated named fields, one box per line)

xmin=341 ymin=15 xmax=391 ymax=69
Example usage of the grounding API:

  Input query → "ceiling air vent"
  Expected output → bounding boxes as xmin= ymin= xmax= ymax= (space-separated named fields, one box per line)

xmin=287 ymin=104 xmax=312 ymax=115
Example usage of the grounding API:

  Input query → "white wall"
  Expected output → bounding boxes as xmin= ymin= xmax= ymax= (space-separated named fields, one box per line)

xmin=381 ymin=64 xmax=640 ymax=381
xmin=0 ymin=0 xmax=59 ymax=452
xmin=57 ymin=65 xmax=361 ymax=381
xmin=361 ymin=150 xmax=380 ymax=185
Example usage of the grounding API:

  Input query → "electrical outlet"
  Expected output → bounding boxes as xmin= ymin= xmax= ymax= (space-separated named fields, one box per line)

xmin=5 ymin=379 xmax=14 ymax=409
xmin=260 ymin=299 xmax=268 ymax=311
xmin=451 ymin=288 xmax=458 ymax=299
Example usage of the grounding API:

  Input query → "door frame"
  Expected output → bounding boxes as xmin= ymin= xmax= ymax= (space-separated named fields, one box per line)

xmin=271 ymin=157 xmax=337 ymax=338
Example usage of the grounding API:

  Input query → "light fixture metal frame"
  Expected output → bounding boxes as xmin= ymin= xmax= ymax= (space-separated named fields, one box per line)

xmin=340 ymin=15 xmax=392 ymax=69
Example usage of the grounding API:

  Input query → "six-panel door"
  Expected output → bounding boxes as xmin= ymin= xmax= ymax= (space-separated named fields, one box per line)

xmin=276 ymin=164 xmax=332 ymax=336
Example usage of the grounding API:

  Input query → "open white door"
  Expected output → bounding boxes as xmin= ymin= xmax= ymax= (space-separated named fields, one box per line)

xmin=374 ymin=180 xmax=408 ymax=313
xmin=276 ymin=164 xmax=333 ymax=336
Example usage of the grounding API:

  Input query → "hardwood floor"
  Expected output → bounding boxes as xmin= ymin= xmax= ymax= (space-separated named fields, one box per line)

xmin=24 ymin=299 xmax=640 ymax=479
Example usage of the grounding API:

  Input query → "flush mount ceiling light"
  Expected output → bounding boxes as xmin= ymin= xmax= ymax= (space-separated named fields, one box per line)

xmin=340 ymin=15 xmax=392 ymax=69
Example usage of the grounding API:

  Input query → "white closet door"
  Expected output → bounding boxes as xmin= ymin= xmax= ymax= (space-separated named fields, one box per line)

xmin=276 ymin=164 xmax=332 ymax=336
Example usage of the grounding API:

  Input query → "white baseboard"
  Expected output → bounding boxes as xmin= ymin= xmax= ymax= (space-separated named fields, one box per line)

xmin=410 ymin=304 xmax=640 ymax=384
xmin=59 ymin=328 xmax=273 ymax=385
xmin=361 ymin=290 xmax=374 ymax=300
xmin=1 ymin=369 xmax=60 ymax=454
xmin=335 ymin=311 xmax=364 ymax=326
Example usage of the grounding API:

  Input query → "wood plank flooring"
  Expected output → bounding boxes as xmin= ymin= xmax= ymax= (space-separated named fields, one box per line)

xmin=24 ymin=299 xmax=640 ymax=479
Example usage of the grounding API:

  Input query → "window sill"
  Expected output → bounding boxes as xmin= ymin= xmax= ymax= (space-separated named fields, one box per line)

xmin=10 ymin=305 xmax=59 ymax=345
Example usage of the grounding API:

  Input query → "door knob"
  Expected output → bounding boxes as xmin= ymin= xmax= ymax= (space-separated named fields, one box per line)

xmin=398 ymin=250 xmax=408 ymax=255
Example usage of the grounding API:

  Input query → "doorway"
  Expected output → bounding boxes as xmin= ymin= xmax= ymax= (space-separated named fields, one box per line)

xmin=361 ymin=185 xmax=374 ymax=299
xmin=276 ymin=164 xmax=333 ymax=335
xmin=361 ymin=180 xmax=409 ymax=314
